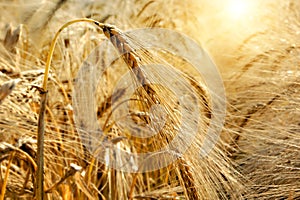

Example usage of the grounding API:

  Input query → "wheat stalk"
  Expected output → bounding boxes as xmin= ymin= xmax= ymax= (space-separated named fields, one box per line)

xmin=36 ymin=18 xmax=105 ymax=200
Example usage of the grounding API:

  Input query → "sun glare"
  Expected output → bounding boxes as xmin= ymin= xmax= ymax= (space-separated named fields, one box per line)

xmin=226 ymin=0 xmax=251 ymax=19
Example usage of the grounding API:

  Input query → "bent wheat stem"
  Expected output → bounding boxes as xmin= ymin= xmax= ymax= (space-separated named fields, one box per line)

xmin=37 ymin=18 xmax=106 ymax=199
xmin=37 ymin=17 xmax=176 ymax=199
xmin=42 ymin=18 xmax=105 ymax=90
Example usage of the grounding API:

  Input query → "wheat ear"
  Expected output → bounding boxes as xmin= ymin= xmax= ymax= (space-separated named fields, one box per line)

xmin=100 ymin=25 xmax=159 ymax=100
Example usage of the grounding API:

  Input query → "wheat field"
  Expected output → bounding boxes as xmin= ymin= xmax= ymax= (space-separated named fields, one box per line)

xmin=0 ymin=0 xmax=299 ymax=199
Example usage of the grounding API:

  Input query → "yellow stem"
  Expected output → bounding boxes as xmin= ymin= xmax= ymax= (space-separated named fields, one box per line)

xmin=42 ymin=18 xmax=105 ymax=91
xmin=36 ymin=18 xmax=105 ymax=200
xmin=0 ymin=151 xmax=16 ymax=200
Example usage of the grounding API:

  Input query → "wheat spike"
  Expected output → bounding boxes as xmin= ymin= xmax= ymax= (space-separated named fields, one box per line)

xmin=102 ymin=25 xmax=150 ymax=87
